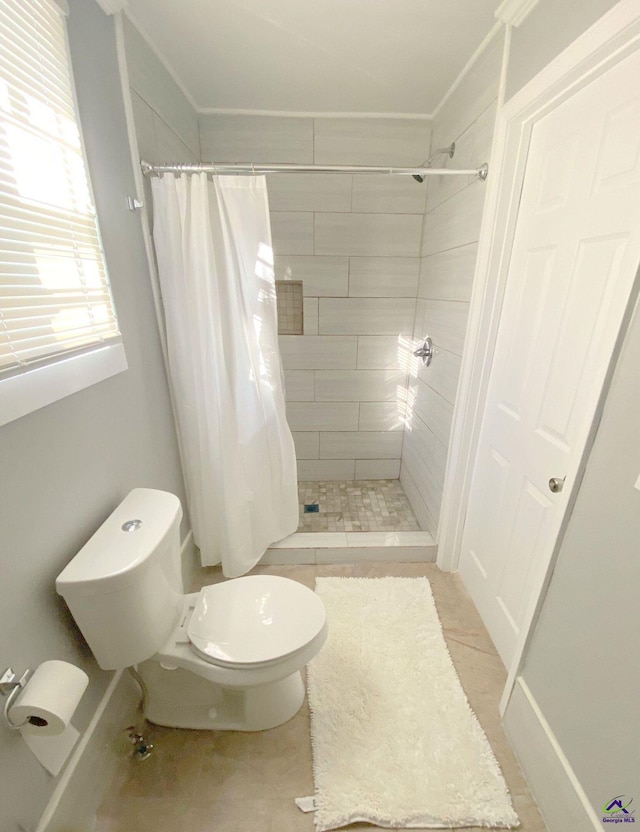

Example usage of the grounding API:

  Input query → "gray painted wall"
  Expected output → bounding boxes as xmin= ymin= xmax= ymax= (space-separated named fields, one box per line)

xmin=0 ymin=1 xmax=185 ymax=828
xmin=506 ymin=0 xmax=620 ymax=99
xmin=512 ymin=289 xmax=640 ymax=816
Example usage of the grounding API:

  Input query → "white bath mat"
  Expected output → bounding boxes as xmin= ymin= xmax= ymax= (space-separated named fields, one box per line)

xmin=307 ymin=577 xmax=519 ymax=831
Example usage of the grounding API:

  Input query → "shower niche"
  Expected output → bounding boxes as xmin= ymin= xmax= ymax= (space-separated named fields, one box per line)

xmin=275 ymin=280 xmax=304 ymax=335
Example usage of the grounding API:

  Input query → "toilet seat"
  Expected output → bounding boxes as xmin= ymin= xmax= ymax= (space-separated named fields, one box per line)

xmin=186 ymin=575 xmax=326 ymax=669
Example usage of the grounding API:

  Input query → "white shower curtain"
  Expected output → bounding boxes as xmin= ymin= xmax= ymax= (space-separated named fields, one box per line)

xmin=151 ymin=173 xmax=298 ymax=577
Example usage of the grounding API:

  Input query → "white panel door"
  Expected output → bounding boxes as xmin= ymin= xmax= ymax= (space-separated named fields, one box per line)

xmin=459 ymin=49 xmax=640 ymax=667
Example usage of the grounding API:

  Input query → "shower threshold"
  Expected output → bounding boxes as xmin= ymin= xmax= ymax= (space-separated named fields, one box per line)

xmin=265 ymin=480 xmax=436 ymax=565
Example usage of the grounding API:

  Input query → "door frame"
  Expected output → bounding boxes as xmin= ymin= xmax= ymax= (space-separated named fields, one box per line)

xmin=436 ymin=0 xmax=640 ymax=712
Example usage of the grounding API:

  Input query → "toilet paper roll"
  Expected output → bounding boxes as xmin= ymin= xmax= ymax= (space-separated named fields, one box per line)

xmin=10 ymin=660 xmax=89 ymax=737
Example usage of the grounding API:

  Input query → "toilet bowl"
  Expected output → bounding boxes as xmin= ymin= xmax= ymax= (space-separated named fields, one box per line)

xmin=141 ymin=577 xmax=328 ymax=730
xmin=56 ymin=488 xmax=327 ymax=731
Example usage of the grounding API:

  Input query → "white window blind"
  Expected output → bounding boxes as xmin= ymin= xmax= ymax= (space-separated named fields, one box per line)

xmin=0 ymin=0 xmax=122 ymax=380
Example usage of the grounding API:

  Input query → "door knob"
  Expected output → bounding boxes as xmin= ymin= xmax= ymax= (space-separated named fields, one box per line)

xmin=548 ymin=476 xmax=565 ymax=494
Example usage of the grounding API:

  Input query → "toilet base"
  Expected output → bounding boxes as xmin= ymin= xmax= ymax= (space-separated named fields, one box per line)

xmin=138 ymin=660 xmax=305 ymax=731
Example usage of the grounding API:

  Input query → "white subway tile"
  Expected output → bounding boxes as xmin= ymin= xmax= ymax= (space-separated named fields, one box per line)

xmin=130 ymin=91 xmax=157 ymax=161
xmin=358 ymin=402 xmax=405 ymax=431
xmin=403 ymin=410 xmax=437 ymax=467
xmin=267 ymin=174 xmax=351 ymax=212
xmin=320 ymin=432 xmax=402 ymax=459
xmin=401 ymin=438 xmax=445 ymax=520
xmin=431 ymin=33 xmax=501 ymax=152
xmin=421 ymin=183 xmax=486 ymax=256
xmin=270 ymin=212 xmax=314 ymax=254
xmin=198 ymin=114 xmax=313 ymax=163
xmin=355 ymin=459 xmax=402 ymax=479
xmin=315 ymin=370 xmax=406 ymax=402
xmin=279 ymin=336 xmax=357 ymax=369
xmin=400 ymin=465 xmax=437 ymax=536
xmin=403 ymin=414 xmax=448 ymax=486
xmin=314 ymin=118 xmax=432 ymax=165
xmin=349 ymin=257 xmax=420 ymax=297
xmin=411 ymin=379 xmax=453 ymax=448
xmin=418 ymin=244 xmax=478 ymax=302
xmin=292 ymin=432 xmax=320 ymax=459
xmin=415 ymin=299 xmax=469 ymax=356
xmin=402 ymin=448 xmax=442 ymax=520
xmin=417 ymin=346 xmax=460 ymax=405
xmin=357 ymin=335 xmax=413 ymax=370
xmin=284 ymin=370 xmax=314 ymax=401
xmin=315 ymin=213 xmax=422 ymax=257
xmin=261 ymin=548 xmax=316 ymax=565
xmin=297 ymin=460 xmax=356 ymax=480
xmin=303 ymin=298 xmax=319 ymax=335
xmin=124 ymin=18 xmax=199 ymax=157
xmin=154 ymin=113 xmax=199 ymax=163
xmin=427 ymin=102 xmax=496 ymax=212
xmin=346 ymin=531 xmax=434 ymax=547
xmin=274 ymin=256 xmax=349 ymax=296
xmin=272 ymin=532 xmax=347 ymax=548
xmin=315 ymin=545 xmax=434 ymax=563
xmin=319 ymin=298 xmax=415 ymax=335
xmin=286 ymin=402 xmax=359 ymax=431
xmin=414 ymin=346 xmax=461 ymax=405
xmin=352 ymin=176 xmax=427 ymax=214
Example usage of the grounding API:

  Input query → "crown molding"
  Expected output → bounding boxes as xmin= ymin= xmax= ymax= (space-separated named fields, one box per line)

xmin=495 ymin=0 xmax=540 ymax=27
xmin=94 ymin=0 xmax=128 ymax=15
xmin=197 ymin=108 xmax=433 ymax=120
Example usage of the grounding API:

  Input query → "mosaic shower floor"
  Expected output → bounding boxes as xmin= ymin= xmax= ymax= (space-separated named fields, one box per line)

xmin=297 ymin=480 xmax=421 ymax=533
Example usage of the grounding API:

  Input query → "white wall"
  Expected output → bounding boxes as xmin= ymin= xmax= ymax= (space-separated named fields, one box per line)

xmin=198 ymin=114 xmax=431 ymax=481
xmin=400 ymin=33 xmax=502 ymax=535
xmin=504 ymin=289 xmax=640 ymax=829
xmin=0 ymin=3 xmax=186 ymax=828
xmin=506 ymin=0 xmax=620 ymax=100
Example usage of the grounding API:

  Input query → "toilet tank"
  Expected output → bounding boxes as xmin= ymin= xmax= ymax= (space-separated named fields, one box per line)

xmin=56 ymin=488 xmax=184 ymax=670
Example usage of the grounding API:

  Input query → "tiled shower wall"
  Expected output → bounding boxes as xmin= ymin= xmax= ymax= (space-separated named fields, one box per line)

xmin=199 ymin=115 xmax=432 ymax=480
xmin=400 ymin=32 xmax=503 ymax=535
xmin=123 ymin=17 xmax=200 ymax=215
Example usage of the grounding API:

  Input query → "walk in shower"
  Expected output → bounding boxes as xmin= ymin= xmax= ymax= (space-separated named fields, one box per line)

xmin=140 ymin=119 xmax=488 ymax=567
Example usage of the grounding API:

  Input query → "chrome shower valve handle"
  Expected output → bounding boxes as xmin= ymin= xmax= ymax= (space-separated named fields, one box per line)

xmin=413 ymin=337 xmax=434 ymax=367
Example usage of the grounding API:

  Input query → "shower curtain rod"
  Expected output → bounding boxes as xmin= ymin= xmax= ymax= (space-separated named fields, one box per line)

xmin=140 ymin=160 xmax=489 ymax=180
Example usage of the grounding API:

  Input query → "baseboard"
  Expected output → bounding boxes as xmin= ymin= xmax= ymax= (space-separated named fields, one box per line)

xmin=503 ymin=677 xmax=601 ymax=832
xmin=35 ymin=670 xmax=139 ymax=832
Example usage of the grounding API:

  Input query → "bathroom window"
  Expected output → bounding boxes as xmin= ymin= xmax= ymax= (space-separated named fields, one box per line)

xmin=0 ymin=0 xmax=127 ymax=428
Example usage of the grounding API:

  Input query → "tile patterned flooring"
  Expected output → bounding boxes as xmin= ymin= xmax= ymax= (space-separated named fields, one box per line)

xmin=95 ymin=562 xmax=547 ymax=832
xmin=297 ymin=479 xmax=421 ymax=532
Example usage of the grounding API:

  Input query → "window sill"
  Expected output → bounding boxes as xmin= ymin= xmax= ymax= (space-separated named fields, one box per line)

xmin=0 ymin=342 xmax=128 ymax=428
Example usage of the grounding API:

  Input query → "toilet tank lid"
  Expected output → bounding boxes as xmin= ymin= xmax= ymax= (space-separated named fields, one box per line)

xmin=56 ymin=488 xmax=183 ymax=595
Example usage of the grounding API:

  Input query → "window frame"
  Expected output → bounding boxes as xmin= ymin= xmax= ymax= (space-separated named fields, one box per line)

xmin=0 ymin=0 xmax=127 ymax=428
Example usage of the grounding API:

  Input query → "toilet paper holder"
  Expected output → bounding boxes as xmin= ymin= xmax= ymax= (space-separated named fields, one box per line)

xmin=1 ymin=667 xmax=34 ymax=729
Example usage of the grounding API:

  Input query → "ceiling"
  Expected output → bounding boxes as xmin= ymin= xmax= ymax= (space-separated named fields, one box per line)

xmin=125 ymin=0 xmax=501 ymax=116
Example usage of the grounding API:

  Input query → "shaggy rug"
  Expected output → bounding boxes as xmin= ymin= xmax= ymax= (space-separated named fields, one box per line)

xmin=306 ymin=577 xmax=519 ymax=830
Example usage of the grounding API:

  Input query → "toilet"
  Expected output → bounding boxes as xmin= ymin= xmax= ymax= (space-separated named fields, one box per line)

xmin=56 ymin=488 xmax=327 ymax=731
